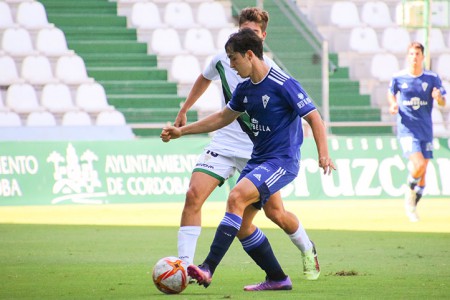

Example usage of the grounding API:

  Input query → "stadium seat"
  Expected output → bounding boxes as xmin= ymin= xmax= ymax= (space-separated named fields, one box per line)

xmin=414 ymin=28 xmax=448 ymax=53
xmin=6 ymin=83 xmax=43 ymax=114
xmin=41 ymin=83 xmax=78 ymax=114
xmin=330 ymin=1 xmax=361 ymax=28
xmin=0 ymin=1 xmax=14 ymax=29
xmin=0 ymin=55 xmax=24 ymax=86
xmin=381 ymin=27 xmax=411 ymax=53
xmin=36 ymin=27 xmax=74 ymax=57
xmin=163 ymin=2 xmax=197 ymax=29
xmin=1 ymin=27 xmax=36 ymax=57
xmin=0 ymin=111 xmax=22 ymax=127
xmin=170 ymin=54 xmax=201 ymax=84
xmin=197 ymin=2 xmax=232 ymax=29
xmin=21 ymin=55 xmax=58 ymax=85
xmin=349 ymin=27 xmax=382 ymax=53
xmin=216 ymin=27 xmax=238 ymax=49
xmin=55 ymin=55 xmax=94 ymax=85
xmin=75 ymin=82 xmax=115 ymax=113
xmin=370 ymin=53 xmax=400 ymax=81
xmin=184 ymin=28 xmax=217 ymax=56
xmin=61 ymin=111 xmax=92 ymax=126
xmin=16 ymin=1 xmax=54 ymax=30
xmin=26 ymin=111 xmax=57 ymax=127
xmin=95 ymin=110 xmax=127 ymax=126
xmin=149 ymin=28 xmax=186 ymax=56
xmin=436 ymin=54 xmax=450 ymax=81
xmin=361 ymin=1 xmax=394 ymax=28
xmin=130 ymin=2 xmax=164 ymax=29
xmin=0 ymin=91 xmax=8 ymax=112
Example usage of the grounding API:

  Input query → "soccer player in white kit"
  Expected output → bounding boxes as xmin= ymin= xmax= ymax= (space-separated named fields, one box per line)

xmin=174 ymin=8 xmax=320 ymax=281
xmin=162 ymin=28 xmax=335 ymax=291
xmin=388 ymin=42 xmax=446 ymax=222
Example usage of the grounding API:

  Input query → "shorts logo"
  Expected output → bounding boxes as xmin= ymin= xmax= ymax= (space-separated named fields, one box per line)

xmin=253 ymin=174 xmax=261 ymax=181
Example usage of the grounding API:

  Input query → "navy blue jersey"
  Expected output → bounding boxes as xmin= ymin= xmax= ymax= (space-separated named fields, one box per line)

xmin=389 ymin=70 xmax=447 ymax=141
xmin=227 ymin=67 xmax=316 ymax=173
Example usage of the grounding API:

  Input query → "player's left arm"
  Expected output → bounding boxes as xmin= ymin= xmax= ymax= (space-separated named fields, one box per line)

xmin=303 ymin=110 xmax=336 ymax=175
xmin=432 ymin=87 xmax=446 ymax=107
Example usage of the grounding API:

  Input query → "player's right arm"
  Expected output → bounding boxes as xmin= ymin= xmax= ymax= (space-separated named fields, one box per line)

xmin=387 ymin=92 xmax=399 ymax=115
xmin=174 ymin=75 xmax=212 ymax=127
xmin=161 ymin=107 xmax=240 ymax=142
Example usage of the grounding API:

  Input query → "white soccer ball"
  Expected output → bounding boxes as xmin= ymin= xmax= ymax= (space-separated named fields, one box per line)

xmin=152 ymin=256 xmax=188 ymax=294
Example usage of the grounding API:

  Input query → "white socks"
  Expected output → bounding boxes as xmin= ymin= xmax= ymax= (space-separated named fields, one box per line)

xmin=178 ymin=226 xmax=201 ymax=265
xmin=288 ymin=222 xmax=313 ymax=253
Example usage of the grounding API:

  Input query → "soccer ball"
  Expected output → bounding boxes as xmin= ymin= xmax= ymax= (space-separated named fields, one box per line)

xmin=152 ymin=256 xmax=188 ymax=294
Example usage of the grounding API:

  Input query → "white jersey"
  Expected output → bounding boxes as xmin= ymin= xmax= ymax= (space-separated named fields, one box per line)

xmin=202 ymin=50 xmax=279 ymax=159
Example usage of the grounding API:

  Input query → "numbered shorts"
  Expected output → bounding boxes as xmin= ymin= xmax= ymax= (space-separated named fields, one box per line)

xmin=399 ymin=136 xmax=433 ymax=159
xmin=192 ymin=148 xmax=248 ymax=186
xmin=238 ymin=159 xmax=298 ymax=210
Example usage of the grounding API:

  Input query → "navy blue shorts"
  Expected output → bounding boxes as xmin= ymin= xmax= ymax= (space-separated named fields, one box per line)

xmin=238 ymin=159 xmax=298 ymax=209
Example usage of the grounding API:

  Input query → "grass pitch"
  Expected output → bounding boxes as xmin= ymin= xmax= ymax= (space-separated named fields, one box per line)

xmin=1 ymin=224 xmax=449 ymax=299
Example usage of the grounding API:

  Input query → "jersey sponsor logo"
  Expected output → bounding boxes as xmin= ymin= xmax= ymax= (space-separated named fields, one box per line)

xmin=262 ymin=95 xmax=269 ymax=108
xmin=251 ymin=118 xmax=271 ymax=136
xmin=402 ymin=96 xmax=428 ymax=110
xmin=243 ymin=96 xmax=248 ymax=103
xmin=297 ymin=93 xmax=312 ymax=109
xmin=401 ymin=82 xmax=408 ymax=89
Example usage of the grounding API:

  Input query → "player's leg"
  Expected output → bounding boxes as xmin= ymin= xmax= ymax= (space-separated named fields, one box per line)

xmin=238 ymin=205 xmax=292 ymax=291
xmin=187 ymin=177 xmax=261 ymax=288
xmin=263 ymin=193 xmax=320 ymax=280
xmin=178 ymin=171 xmax=220 ymax=265
xmin=178 ymin=150 xmax=236 ymax=265
xmin=415 ymin=160 xmax=429 ymax=205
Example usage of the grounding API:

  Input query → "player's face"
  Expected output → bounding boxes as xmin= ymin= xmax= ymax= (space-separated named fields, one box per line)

xmin=407 ymin=47 xmax=424 ymax=69
xmin=228 ymin=51 xmax=252 ymax=78
xmin=239 ymin=21 xmax=267 ymax=41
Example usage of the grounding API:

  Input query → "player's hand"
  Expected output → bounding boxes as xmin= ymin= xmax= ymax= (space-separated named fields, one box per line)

xmin=160 ymin=122 xmax=182 ymax=143
xmin=319 ymin=157 xmax=336 ymax=175
xmin=389 ymin=102 xmax=398 ymax=115
xmin=432 ymin=87 xmax=442 ymax=100
xmin=173 ymin=113 xmax=187 ymax=128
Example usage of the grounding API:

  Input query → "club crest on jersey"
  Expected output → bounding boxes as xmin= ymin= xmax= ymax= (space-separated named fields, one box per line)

xmin=262 ymin=95 xmax=269 ymax=108
xmin=401 ymin=82 xmax=408 ymax=89
xmin=251 ymin=118 xmax=271 ymax=136
xmin=422 ymin=82 xmax=428 ymax=91
xmin=243 ymin=96 xmax=248 ymax=103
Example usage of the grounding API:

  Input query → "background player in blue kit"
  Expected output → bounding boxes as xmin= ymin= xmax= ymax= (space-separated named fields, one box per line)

xmin=161 ymin=28 xmax=335 ymax=291
xmin=388 ymin=42 xmax=446 ymax=222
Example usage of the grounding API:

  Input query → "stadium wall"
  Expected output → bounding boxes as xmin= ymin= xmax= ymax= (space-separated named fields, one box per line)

xmin=0 ymin=136 xmax=449 ymax=205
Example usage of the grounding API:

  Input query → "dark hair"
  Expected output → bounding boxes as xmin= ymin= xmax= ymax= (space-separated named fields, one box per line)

xmin=225 ymin=28 xmax=264 ymax=59
xmin=408 ymin=42 xmax=424 ymax=54
xmin=238 ymin=7 xmax=269 ymax=33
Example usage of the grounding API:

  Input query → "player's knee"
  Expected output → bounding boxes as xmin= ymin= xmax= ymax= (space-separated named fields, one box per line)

xmin=226 ymin=190 xmax=246 ymax=213
xmin=184 ymin=187 xmax=205 ymax=211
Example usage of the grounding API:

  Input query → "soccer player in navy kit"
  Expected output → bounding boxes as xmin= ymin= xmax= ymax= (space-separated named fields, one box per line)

xmin=388 ymin=42 xmax=446 ymax=222
xmin=161 ymin=28 xmax=335 ymax=291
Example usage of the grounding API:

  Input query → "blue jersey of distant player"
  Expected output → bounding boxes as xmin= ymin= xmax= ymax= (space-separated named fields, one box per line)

xmin=227 ymin=67 xmax=316 ymax=174
xmin=389 ymin=70 xmax=447 ymax=141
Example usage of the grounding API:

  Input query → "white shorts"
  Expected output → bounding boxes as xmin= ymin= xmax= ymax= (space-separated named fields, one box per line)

xmin=192 ymin=148 xmax=249 ymax=186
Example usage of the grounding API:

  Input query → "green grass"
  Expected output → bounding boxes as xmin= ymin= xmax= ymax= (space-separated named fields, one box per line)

xmin=1 ymin=224 xmax=449 ymax=299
